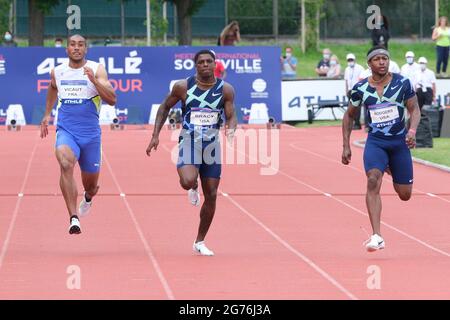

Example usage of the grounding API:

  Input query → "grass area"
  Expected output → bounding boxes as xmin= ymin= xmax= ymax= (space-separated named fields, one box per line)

xmin=411 ymin=138 xmax=450 ymax=167
xmin=284 ymin=41 xmax=437 ymax=78
xmin=293 ymin=120 xmax=342 ymax=128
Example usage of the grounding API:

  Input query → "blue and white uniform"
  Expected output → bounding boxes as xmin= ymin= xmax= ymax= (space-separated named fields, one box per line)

xmin=350 ymin=73 xmax=416 ymax=184
xmin=54 ymin=60 xmax=102 ymax=173
xmin=177 ymin=76 xmax=225 ymax=179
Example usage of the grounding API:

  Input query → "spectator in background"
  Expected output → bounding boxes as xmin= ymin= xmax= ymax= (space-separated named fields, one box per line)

xmin=1 ymin=30 xmax=17 ymax=47
xmin=280 ymin=46 xmax=298 ymax=79
xmin=315 ymin=48 xmax=331 ymax=77
xmin=218 ymin=21 xmax=240 ymax=46
xmin=432 ymin=16 xmax=450 ymax=76
xmin=326 ymin=55 xmax=341 ymax=78
xmin=371 ymin=15 xmax=390 ymax=49
xmin=413 ymin=57 xmax=436 ymax=110
xmin=344 ymin=53 xmax=365 ymax=129
xmin=401 ymin=51 xmax=420 ymax=87
xmin=54 ymin=38 xmax=63 ymax=47
xmin=389 ymin=59 xmax=401 ymax=74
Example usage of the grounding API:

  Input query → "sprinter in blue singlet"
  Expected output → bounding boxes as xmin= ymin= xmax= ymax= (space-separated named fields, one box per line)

xmin=40 ymin=34 xmax=116 ymax=234
xmin=146 ymin=49 xmax=237 ymax=256
xmin=341 ymin=46 xmax=421 ymax=252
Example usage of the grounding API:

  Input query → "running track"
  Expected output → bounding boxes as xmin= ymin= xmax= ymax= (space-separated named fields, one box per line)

xmin=0 ymin=125 xmax=450 ymax=299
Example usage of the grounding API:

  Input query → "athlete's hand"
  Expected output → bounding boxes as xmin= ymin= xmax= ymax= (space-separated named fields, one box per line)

xmin=40 ymin=115 xmax=51 ymax=138
xmin=83 ymin=67 xmax=96 ymax=84
xmin=342 ymin=146 xmax=352 ymax=165
xmin=146 ymin=136 xmax=159 ymax=156
xmin=225 ymin=128 xmax=235 ymax=144
xmin=406 ymin=129 xmax=416 ymax=149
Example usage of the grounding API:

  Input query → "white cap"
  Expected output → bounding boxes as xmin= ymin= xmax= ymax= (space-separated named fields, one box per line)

xmin=418 ymin=57 xmax=428 ymax=64
xmin=405 ymin=51 xmax=415 ymax=58
xmin=346 ymin=53 xmax=356 ymax=60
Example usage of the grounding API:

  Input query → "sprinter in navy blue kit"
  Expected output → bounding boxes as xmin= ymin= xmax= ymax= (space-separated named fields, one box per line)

xmin=341 ymin=46 xmax=421 ymax=252
xmin=146 ymin=49 xmax=237 ymax=256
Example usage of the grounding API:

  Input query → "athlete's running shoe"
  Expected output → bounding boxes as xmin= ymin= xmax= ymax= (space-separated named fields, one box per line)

xmin=188 ymin=188 xmax=200 ymax=206
xmin=364 ymin=234 xmax=385 ymax=252
xmin=79 ymin=192 xmax=92 ymax=217
xmin=193 ymin=241 xmax=214 ymax=256
xmin=69 ymin=216 xmax=81 ymax=234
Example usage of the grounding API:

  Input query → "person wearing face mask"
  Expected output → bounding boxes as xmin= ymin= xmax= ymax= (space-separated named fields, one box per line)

xmin=280 ymin=46 xmax=298 ymax=79
xmin=1 ymin=31 xmax=17 ymax=47
xmin=401 ymin=51 xmax=420 ymax=87
xmin=54 ymin=38 xmax=63 ymax=48
xmin=413 ymin=57 xmax=437 ymax=110
xmin=315 ymin=48 xmax=331 ymax=77
xmin=326 ymin=55 xmax=341 ymax=78
xmin=344 ymin=54 xmax=365 ymax=129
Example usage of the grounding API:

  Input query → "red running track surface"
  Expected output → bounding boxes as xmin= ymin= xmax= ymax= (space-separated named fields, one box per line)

xmin=0 ymin=125 xmax=450 ymax=299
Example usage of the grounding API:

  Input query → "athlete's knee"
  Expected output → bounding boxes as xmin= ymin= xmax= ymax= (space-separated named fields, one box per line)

xmin=398 ymin=190 xmax=412 ymax=201
xmin=204 ymin=189 xmax=218 ymax=202
xmin=59 ymin=156 xmax=75 ymax=172
xmin=179 ymin=177 xmax=197 ymax=190
xmin=367 ymin=174 xmax=381 ymax=192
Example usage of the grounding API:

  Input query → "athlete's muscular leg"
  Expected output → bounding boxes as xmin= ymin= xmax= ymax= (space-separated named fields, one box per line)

xmin=393 ymin=183 xmax=412 ymax=201
xmin=56 ymin=146 xmax=78 ymax=217
xmin=196 ymin=177 xmax=220 ymax=242
xmin=81 ymin=171 xmax=100 ymax=201
xmin=366 ymin=169 xmax=384 ymax=235
xmin=177 ymin=165 xmax=199 ymax=190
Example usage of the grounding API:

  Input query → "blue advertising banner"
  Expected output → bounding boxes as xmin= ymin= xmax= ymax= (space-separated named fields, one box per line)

xmin=0 ymin=47 xmax=281 ymax=125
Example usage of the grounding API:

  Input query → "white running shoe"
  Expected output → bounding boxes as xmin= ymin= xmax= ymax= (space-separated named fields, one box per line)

xmin=193 ymin=241 xmax=214 ymax=256
xmin=79 ymin=192 xmax=92 ymax=217
xmin=69 ymin=216 xmax=81 ymax=234
xmin=188 ymin=188 xmax=200 ymax=206
xmin=364 ymin=234 xmax=385 ymax=252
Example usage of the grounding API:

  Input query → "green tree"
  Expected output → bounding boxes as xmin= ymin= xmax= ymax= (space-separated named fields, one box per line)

xmin=0 ymin=0 xmax=11 ymax=39
xmin=28 ymin=0 xmax=60 ymax=46
xmin=303 ymin=0 xmax=324 ymax=52
xmin=165 ymin=0 xmax=207 ymax=45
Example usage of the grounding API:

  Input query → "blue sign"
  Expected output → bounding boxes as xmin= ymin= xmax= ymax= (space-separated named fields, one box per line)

xmin=0 ymin=47 xmax=281 ymax=125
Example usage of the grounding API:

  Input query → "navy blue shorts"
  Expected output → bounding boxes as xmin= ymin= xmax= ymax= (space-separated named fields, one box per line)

xmin=363 ymin=134 xmax=413 ymax=184
xmin=55 ymin=128 xmax=101 ymax=173
xmin=177 ymin=135 xmax=221 ymax=179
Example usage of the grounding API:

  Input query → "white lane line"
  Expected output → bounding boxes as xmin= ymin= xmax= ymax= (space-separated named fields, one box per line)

xmin=103 ymin=151 xmax=175 ymax=300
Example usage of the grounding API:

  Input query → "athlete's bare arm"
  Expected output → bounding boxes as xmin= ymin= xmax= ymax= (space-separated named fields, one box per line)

xmin=341 ymin=102 xmax=359 ymax=165
xmin=405 ymin=94 xmax=420 ymax=149
xmin=146 ymin=80 xmax=187 ymax=156
xmin=222 ymin=82 xmax=237 ymax=141
xmin=84 ymin=64 xmax=116 ymax=106
xmin=40 ymin=69 xmax=58 ymax=138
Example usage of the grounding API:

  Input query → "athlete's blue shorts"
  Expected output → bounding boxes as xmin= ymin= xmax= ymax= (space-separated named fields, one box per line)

xmin=177 ymin=134 xmax=221 ymax=179
xmin=55 ymin=128 xmax=101 ymax=173
xmin=363 ymin=134 xmax=413 ymax=184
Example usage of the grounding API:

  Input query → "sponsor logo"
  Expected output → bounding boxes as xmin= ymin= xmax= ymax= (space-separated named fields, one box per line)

xmin=251 ymin=79 xmax=268 ymax=98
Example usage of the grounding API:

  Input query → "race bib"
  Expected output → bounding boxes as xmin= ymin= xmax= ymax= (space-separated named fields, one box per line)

xmin=60 ymin=80 xmax=88 ymax=100
xmin=369 ymin=103 xmax=400 ymax=127
xmin=190 ymin=108 xmax=220 ymax=126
